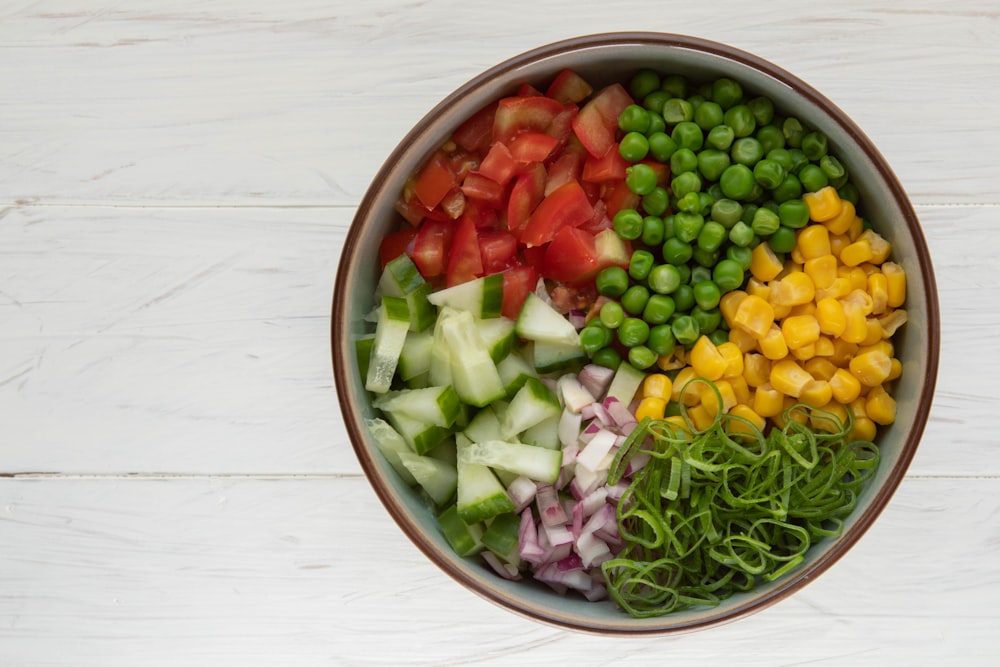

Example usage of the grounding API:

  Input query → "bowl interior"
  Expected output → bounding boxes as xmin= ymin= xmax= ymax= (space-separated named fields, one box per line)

xmin=332 ymin=33 xmax=939 ymax=633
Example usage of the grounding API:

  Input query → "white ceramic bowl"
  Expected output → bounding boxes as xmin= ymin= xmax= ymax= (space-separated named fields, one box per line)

xmin=331 ymin=33 xmax=940 ymax=634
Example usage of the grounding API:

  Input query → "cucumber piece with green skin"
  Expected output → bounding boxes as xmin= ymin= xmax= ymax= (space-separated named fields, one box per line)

xmin=385 ymin=410 xmax=452 ymax=455
xmin=365 ymin=295 xmax=410 ymax=394
xmin=520 ymin=413 xmax=561 ymax=450
xmin=397 ymin=329 xmax=433 ymax=382
xmin=365 ymin=417 xmax=417 ymax=486
xmin=428 ymin=308 xmax=457 ymax=387
xmin=459 ymin=439 xmax=563 ymax=485
xmin=500 ymin=376 xmax=561 ymax=439
xmin=426 ymin=273 xmax=504 ymax=319
xmin=532 ymin=339 xmax=586 ymax=374
xmin=398 ymin=450 xmax=458 ymax=507
xmin=455 ymin=434 xmax=516 ymax=524
xmin=480 ymin=512 xmax=522 ymax=562
xmin=604 ymin=360 xmax=647 ymax=406
xmin=440 ymin=309 xmax=506 ymax=408
xmin=463 ymin=405 xmax=504 ymax=444
xmin=355 ymin=334 xmax=375 ymax=382
xmin=475 ymin=316 xmax=516 ymax=364
xmin=496 ymin=349 xmax=537 ymax=398
xmin=514 ymin=292 xmax=580 ymax=347
xmin=373 ymin=385 xmax=462 ymax=428
xmin=378 ymin=254 xmax=435 ymax=332
xmin=437 ymin=504 xmax=484 ymax=557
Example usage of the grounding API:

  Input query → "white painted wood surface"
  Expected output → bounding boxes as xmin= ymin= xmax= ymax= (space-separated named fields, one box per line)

xmin=2 ymin=2 xmax=998 ymax=664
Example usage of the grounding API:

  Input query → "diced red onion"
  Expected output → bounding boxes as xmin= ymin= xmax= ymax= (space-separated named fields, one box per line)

xmin=558 ymin=376 xmax=596 ymax=414
xmin=558 ymin=409 xmax=583 ymax=448
xmin=536 ymin=485 xmax=567 ymax=527
xmin=577 ymin=363 xmax=615 ymax=399
xmin=506 ymin=476 xmax=537 ymax=514
xmin=605 ymin=481 xmax=629 ymax=502
xmin=578 ymin=420 xmax=601 ymax=444
xmin=575 ymin=531 xmax=612 ymax=568
xmin=568 ymin=309 xmax=587 ymax=330
xmin=578 ymin=486 xmax=609 ymax=517
xmin=603 ymin=396 xmax=636 ymax=428
xmin=575 ymin=428 xmax=618 ymax=472
xmin=581 ymin=502 xmax=616 ymax=537
xmin=481 ymin=550 xmax=521 ymax=580
xmin=541 ymin=520 xmax=575 ymax=547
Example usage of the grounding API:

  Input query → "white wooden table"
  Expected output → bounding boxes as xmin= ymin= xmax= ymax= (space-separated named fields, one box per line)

xmin=2 ymin=2 xmax=998 ymax=665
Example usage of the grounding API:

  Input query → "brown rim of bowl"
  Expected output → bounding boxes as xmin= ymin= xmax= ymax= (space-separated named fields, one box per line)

xmin=331 ymin=32 xmax=941 ymax=633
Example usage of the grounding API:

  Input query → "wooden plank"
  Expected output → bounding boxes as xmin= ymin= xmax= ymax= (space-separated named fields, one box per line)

xmin=0 ymin=475 xmax=996 ymax=665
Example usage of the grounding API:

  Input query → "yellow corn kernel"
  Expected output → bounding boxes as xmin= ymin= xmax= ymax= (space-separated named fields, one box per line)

xmin=642 ymin=373 xmax=673 ymax=401
xmin=843 ymin=267 xmax=870 ymax=293
xmin=803 ymin=186 xmax=842 ymax=222
xmin=791 ymin=342 xmax=816 ymax=362
xmin=849 ymin=349 xmax=893 ymax=387
xmin=663 ymin=415 xmax=692 ymax=438
xmin=839 ymin=300 xmax=869 ymax=344
xmin=859 ymin=229 xmax=892 ymax=264
xmin=758 ymin=324 xmax=789 ymax=360
xmin=815 ymin=297 xmax=846 ymax=337
xmin=789 ymin=301 xmax=817 ymax=318
xmin=800 ymin=379 xmax=833 ymax=408
xmin=829 ymin=338 xmax=859 ymax=367
xmin=769 ymin=358 xmax=814 ymax=398
xmin=728 ymin=326 xmax=758 ymax=353
xmin=811 ymin=401 xmax=850 ymax=433
xmin=717 ymin=342 xmax=745 ymax=378
xmin=804 ymin=357 xmax=838 ymax=382
xmin=728 ymin=403 xmax=766 ymax=435
xmin=781 ymin=314 xmax=821 ymax=350
xmin=750 ymin=242 xmax=784 ymax=282
xmin=859 ymin=262 xmax=880 ymax=276
xmin=860 ymin=318 xmax=884 ymax=346
xmin=865 ymin=384 xmax=897 ymax=425
xmin=690 ymin=335 xmax=728 ymax=382
xmin=815 ymin=276 xmax=852 ymax=301
xmin=868 ymin=272 xmax=889 ymax=315
xmin=823 ymin=198 xmax=856 ymax=236
xmin=859 ymin=339 xmax=894 ymax=359
xmin=829 ymin=368 xmax=862 ymax=404
xmin=840 ymin=238 xmax=874 ymax=267
xmin=657 ymin=348 xmax=686 ymax=372
xmin=729 ymin=375 xmax=751 ymax=406
xmin=814 ymin=335 xmax=835 ymax=357
xmin=878 ymin=309 xmax=908 ymax=338
xmin=850 ymin=417 xmax=877 ymax=442
xmin=882 ymin=262 xmax=907 ymax=308
xmin=700 ymin=380 xmax=737 ymax=417
xmin=887 ymin=357 xmax=903 ymax=381
xmin=769 ymin=271 xmax=815 ymax=307
xmin=743 ymin=352 xmax=771 ymax=387
xmin=842 ymin=288 xmax=874 ymax=315
xmin=686 ymin=403 xmax=717 ymax=432
xmin=732 ymin=294 xmax=775 ymax=339
xmin=847 ymin=215 xmax=865 ymax=242
xmin=804 ymin=254 xmax=838 ymax=290
xmin=672 ymin=366 xmax=700 ymax=405
xmin=635 ymin=396 xmax=667 ymax=422
xmin=777 ymin=258 xmax=802 ymax=280
xmin=753 ymin=383 xmax=784 ymax=417
xmin=790 ymin=245 xmax=805 ymax=265
xmin=745 ymin=277 xmax=771 ymax=301
xmin=771 ymin=303 xmax=792 ymax=320
xmin=796 ymin=225 xmax=831 ymax=260
xmin=773 ymin=397 xmax=810 ymax=429
xmin=719 ymin=290 xmax=747 ymax=325
xmin=829 ymin=233 xmax=851 ymax=259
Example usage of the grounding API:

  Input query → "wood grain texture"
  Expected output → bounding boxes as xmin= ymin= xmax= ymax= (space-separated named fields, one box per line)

xmin=1 ymin=0 xmax=996 ymax=664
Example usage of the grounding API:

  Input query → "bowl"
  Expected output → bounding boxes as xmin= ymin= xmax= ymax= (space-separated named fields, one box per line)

xmin=331 ymin=32 xmax=939 ymax=634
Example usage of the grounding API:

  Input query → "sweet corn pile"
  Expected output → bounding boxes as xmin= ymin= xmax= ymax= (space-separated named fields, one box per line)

xmin=636 ymin=186 xmax=906 ymax=441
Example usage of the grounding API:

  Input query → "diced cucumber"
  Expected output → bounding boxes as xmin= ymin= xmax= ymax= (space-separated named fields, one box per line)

xmin=463 ymin=405 xmax=504 ymax=444
xmin=605 ymin=360 xmax=647 ymax=406
xmin=459 ymin=439 xmax=563 ymax=485
xmin=514 ymin=292 xmax=580 ymax=347
xmin=500 ymin=377 xmax=561 ymax=439
xmin=398 ymin=450 xmax=458 ymax=507
xmin=403 ymin=282 xmax=436 ymax=333
xmin=496 ymin=349 xmax=538 ymax=398
xmin=426 ymin=273 xmax=504 ymax=319
xmin=440 ymin=310 xmax=506 ymax=408
xmin=397 ymin=329 xmax=433 ymax=381
xmin=385 ymin=410 xmax=451 ymax=455
xmin=475 ymin=316 xmax=516 ymax=364
xmin=355 ymin=334 xmax=375 ymax=383
xmin=365 ymin=295 xmax=410 ymax=394
xmin=428 ymin=308 xmax=457 ymax=387
xmin=373 ymin=385 xmax=462 ymax=429
xmin=520 ymin=413 xmax=561 ymax=450
xmin=456 ymin=434 xmax=516 ymax=524
xmin=532 ymin=339 xmax=586 ymax=374
xmin=480 ymin=512 xmax=522 ymax=562
xmin=425 ymin=437 xmax=457 ymax=467
xmin=365 ymin=417 xmax=417 ymax=486
xmin=378 ymin=254 xmax=435 ymax=332
xmin=437 ymin=504 xmax=484 ymax=557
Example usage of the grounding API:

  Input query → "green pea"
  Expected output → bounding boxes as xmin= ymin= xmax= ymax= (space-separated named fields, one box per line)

xmin=728 ymin=220 xmax=755 ymax=248
xmin=712 ymin=258 xmax=745 ymax=292
xmin=694 ymin=100 xmax=724 ymax=131
xmin=647 ymin=112 xmax=666 ymax=136
xmin=671 ymin=314 xmax=701 ymax=347
xmin=741 ymin=203 xmax=759 ymax=225
xmin=670 ymin=148 xmax=698 ymax=175
xmin=628 ymin=345 xmax=658 ymax=370
xmin=730 ymin=137 xmax=764 ymax=166
xmin=798 ymin=164 xmax=829 ymax=193
xmin=643 ymin=294 xmax=676 ymax=324
xmin=707 ymin=124 xmax=735 ymax=151
xmin=724 ymin=104 xmax=756 ymax=137
xmin=801 ymin=131 xmax=828 ymax=161
xmin=619 ymin=132 xmax=650 ymax=162
xmin=711 ymin=77 xmax=743 ymax=110
xmin=641 ymin=215 xmax=666 ymax=246
xmin=766 ymin=148 xmax=793 ymax=171
xmin=618 ymin=317 xmax=650 ymax=347
xmin=783 ymin=117 xmax=805 ymax=148
xmin=697 ymin=220 xmax=727 ymax=253
xmin=619 ymin=104 xmax=652 ymax=134
xmin=692 ymin=247 xmax=718 ymax=269
xmin=756 ymin=124 xmax=786 ymax=154
xmin=692 ymin=306 xmax=723 ymax=335
xmin=642 ymin=188 xmax=670 ymax=217
xmin=706 ymin=182 xmax=725 ymax=203
xmin=625 ymin=163 xmax=659 ymax=195
xmin=838 ymin=182 xmax=860 ymax=206
xmin=662 ymin=98 xmax=693 ymax=124
xmin=629 ymin=70 xmax=661 ymax=102
xmin=771 ymin=173 xmax=804 ymax=203
xmin=673 ymin=284 xmax=695 ymax=313
xmin=697 ymin=149 xmax=731 ymax=182
xmin=787 ymin=148 xmax=808 ymax=173
xmin=629 ymin=249 xmax=655 ymax=282
xmin=674 ymin=191 xmax=701 ymax=214
xmin=671 ymin=121 xmax=704 ymax=151
xmin=710 ymin=198 xmax=743 ymax=227
xmin=673 ymin=211 xmax=704 ymax=243
xmin=726 ymin=244 xmax=753 ymax=270
xmin=599 ymin=300 xmax=625 ymax=329
xmin=820 ymin=154 xmax=846 ymax=181
xmin=660 ymin=74 xmax=688 ymax=99
xmin=768 ymin=225 xmax=798 ymax=254
xmin=697 ymin=192 xmax=715 ymax=214
xmin=753 ymin=158 xmax=786 ymax=190
xmin=674 ymin=263 xmax=692 ymax=285
xmin=778 ymin=199 xmax=810 ymax=229
xmin=648 ymin=324 xmax=676 ymax=356
xmin=643 ymin=90 xmax=671 ymax=114
xmin=648 ymin=263 xmax=682 ymax=294
xmin=662 ymin=214 xmax=676 ymax=240
xmin=671 ymin=171 xmax=702 ymax=199
xmin=595 ymin=266 xmax=629 ymax=298
xmin=708 ymin=328 xmax=730 ymax=346
xmin=580 ymin=323 xmax=612 ymax=354
xmin=748 ymin=96 xmax=775 ymax=126
xmin=592 ymin=346 xmax=622 ymax=370
xmin=719 ymin=163 xmax=756 ymax=200
xmin=690 ymin=265 xmax=712 ymax=285
xmin=621 ymin=285 xmax=651 ymax=315
xmin=693 ymin=280 xmax=722 ymax=310
xmin=613 ymin=208 xmax=644 ymax=240
xmin=751 ymin=207 xmax=781 ymax=236
xmin=661 ymin=238 xmax=693 ymax=266
xmin=648 ymin=132 xmax=678 ymax=162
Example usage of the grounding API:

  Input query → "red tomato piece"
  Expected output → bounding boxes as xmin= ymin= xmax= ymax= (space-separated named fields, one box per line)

xmin=602 ymin=179 xmax=642 ymax=218
xmin=394 ymin=194 xmax=428 ymax=226
xmin=461 ymin=196 xmax=500 ymax=229
xmin=517 ymin=82 xmax=544 ymax=97
xmin=501 ymin=265 xmax=538 ymax=320
xmin=544 ymin=151 xmax=584 ymax=196
xmin=507 ymin=131 xmax=559 ymax=165
xmin=545 ymin=103 xmax=579 ymax=149
xmin=571 ymin=83 xmax=634 ymax=158
xmin=545 ymin=69 xmax=594 ymax=105
xmin=581 ymin=142 xmax=630 ymax=183
xmin=445 ymin=216 xmax=484 ymax=287
xmin=519 ymin=179 xmax=595 ymax=248
xmin=493 ymin=95 xmax=564 ymax=144
xmin=452 ymin=101 xmax=497 ymax=153
xmin=540 ymin=226 xmax=600 ymax=284
xmin=507 ymin=162 xmax=547 ymax=236
xmin=478 ymin=141 xmax=517 ymax=186
xmin=379 ymin=227 xmax=418 ymax=270
xmin=411 ymin=217 xmax=456 ymax=279
xmin=641 ymin=159 xmax=672 ymax=187
xmin=439 ymin=187 xmax=466 ymax=220
xmin=413 ymin=151 xmax=458 ymax=209
xmin=478 ymin=230 xmax=519 ymax=274
xmin=460 ymin=171 xmax=506 ymax=208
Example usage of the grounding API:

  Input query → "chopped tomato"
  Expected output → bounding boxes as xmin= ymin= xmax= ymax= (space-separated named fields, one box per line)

xmin=411 ymin=217 xmax=455 ymax=279
xmin=602 ymin=179 xmax=642 ymax=218
xmin=478 ymin=230 xmax=519 ymax=274
xmin=379 ymin=227 xmax=418 ymax=269
xmin=581 ymin=143 xmax=630 ymax=183
xmin=507 ymin=131 xmax=559 ymax=165
xmin=413 ymin=151 xmax=458 ymax=209
xmin=445 ymin=216 xmax=484 ymax=287
xmin=642 ymin=159 xmax=671 ymax=187
xmin=544 ymin=151 xmax=584 ymax=196
xmin=507 ymin=162 xmax=546 ymax=236
xmin=545 ymin=69 xmax=594 ymax=104
xmin=519 ymin=179 xmax=594 ymax=248
xmin=439 ymin=187 xmax=466 ymax=220
xmin=540 ymin=226 xmax=600 ymax=284
xmin=394 ymin=194 xmax=428 ymax=226
xmin=452 ymin=101 xmax=497 ymax=153
xmin=478 ymin=141 xmax=517 ymax=186
xmin=500 ymin=265 xmax=538 ymax=320
xmin=460 ymin=171 xmax=506 ymax=208
xmin=516 ymin=82 xmax=544 ymax=97
xmin=461 ymin=196 xmax=500 ymax=229
xmin=493 ymin=95 xmax=564 ymax=144
xmin=545 ymin=103 xmax=579 ymax=149
xmin=571 ymin=83 xmax=633 ymax=158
